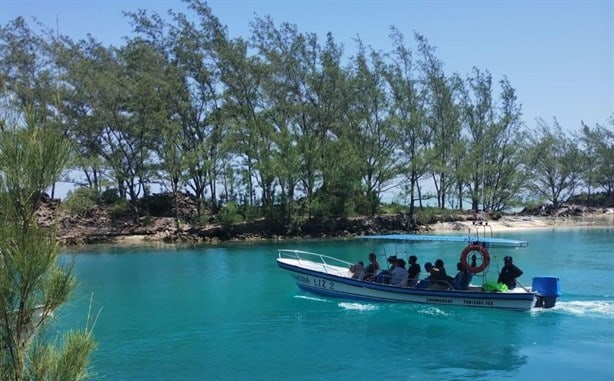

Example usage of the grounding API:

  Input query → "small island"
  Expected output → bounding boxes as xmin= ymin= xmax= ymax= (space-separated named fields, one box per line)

xmin=36 ymin=191 xmax=614 ymax=246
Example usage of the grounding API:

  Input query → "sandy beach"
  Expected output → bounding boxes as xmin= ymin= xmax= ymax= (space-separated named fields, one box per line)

xmin=428 ymin=210 xmax=614 ymax=233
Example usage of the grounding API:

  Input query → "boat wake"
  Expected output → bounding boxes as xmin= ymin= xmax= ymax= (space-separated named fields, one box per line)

xmin=338 ymin=302 xmax=379 ymax=311
xmin=547 ymin=300 xmax=614 ymax=317
xmin=418 ymin=306 xmax=451 ymax=317
xmin=293 ymin=295 xmax=331 ymax=303
xmin=293 ymin=295 xmax=379 ymax=311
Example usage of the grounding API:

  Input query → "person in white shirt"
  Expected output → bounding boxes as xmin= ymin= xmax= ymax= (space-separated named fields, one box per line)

xmin=349 ymin=261 xmax=365 ymax=280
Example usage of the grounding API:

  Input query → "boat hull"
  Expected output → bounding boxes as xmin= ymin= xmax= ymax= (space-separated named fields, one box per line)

xmin=277 ymin=258 xmax=537 ymax=311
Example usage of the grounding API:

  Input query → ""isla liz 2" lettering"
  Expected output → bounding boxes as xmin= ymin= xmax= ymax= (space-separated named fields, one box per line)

xmin=291 ymin=274 xmax=334 ymax=289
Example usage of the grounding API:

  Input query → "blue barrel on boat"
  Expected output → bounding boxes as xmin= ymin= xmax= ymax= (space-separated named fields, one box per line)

xmin=532 ymin=276 xmax=561 ymax=308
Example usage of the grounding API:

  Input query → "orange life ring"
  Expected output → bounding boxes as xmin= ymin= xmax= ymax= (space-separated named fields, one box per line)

xmin=460 ymin=244 xmax=491 ymax=273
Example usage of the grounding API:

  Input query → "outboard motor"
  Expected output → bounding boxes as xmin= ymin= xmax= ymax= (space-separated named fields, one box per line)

xmin=532 ymin=276 xmax=561 ymax=308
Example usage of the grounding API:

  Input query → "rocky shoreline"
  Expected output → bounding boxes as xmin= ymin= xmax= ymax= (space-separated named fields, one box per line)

xmin=35 ymin=196 xmax=614 ymax=246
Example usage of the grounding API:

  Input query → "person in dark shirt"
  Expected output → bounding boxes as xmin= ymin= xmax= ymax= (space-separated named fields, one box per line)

xmin=452 ymin=262 xmax=472 ymax=290
xmin=364 ymin=252 xmax=380 ymax=280
xmin=427 ymin=259 xmax=449 ymax=289
xmin=406 ymin=255 xmax=421 ymax=287
xmin=497 ymin=256 xmax=523 ymax=289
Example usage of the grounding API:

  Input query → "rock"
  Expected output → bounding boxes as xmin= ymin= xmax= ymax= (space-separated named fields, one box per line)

xmin=36 ymin=193 xmax=610 ymax=246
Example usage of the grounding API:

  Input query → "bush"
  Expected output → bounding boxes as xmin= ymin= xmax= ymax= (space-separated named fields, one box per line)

xmin=144 ymin=193 xmax=173 ymax=217
xmin=190 ymin=213 xmax=215 ymax=227
xmin=379 ymin=202 xmax=408 ymax=214
xmin=413 ymin=207 xmax=460 ymax=225
xmin=243 ymin=204 xmax=261 ymax=221
xmin=100 ymin=188 xmax=120 ymax=205
xmin=63 ymin=187 xmax=99 ymax=216
xmin=107 ymin=200 xmax=131 ymax=221
xmin=217 ymin=202 xmax=244 ymax=226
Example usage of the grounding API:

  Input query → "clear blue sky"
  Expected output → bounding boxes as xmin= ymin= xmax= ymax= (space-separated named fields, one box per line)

xmin=1 ymin=0 xmax=612 ymax=132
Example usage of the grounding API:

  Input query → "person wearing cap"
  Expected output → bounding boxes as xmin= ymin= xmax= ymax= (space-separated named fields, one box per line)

xmin=497 ymin=256 xmax=523 ymax=289
xmin=406 ymin=255 xmax=421 ymax=287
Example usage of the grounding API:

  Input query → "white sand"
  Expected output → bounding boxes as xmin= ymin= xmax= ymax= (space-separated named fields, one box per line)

xmin=428 ymin=212 xmax=614 ymax=233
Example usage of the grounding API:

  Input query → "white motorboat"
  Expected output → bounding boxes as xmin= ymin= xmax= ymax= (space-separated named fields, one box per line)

xmin=276 ymin=234 xmax=560 ymax=311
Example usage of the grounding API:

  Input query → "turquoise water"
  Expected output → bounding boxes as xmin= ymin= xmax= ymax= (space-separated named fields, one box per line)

xmin=57 ymin=228 xmax=613 ymax=380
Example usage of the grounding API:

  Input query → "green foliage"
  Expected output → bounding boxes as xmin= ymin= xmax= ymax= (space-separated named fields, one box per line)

xmin=142 ymin=193 xmax=173 ymax=217
xmin=190 ymin=212 xmax=214 ymax=227
xmin=353 ymin=191 xmax=379 ymax=216
xmin=28 ymin=329 xmax=97 ymax=381
xmin=51 ymin=330 xmax=97 ymax=381
xmin=217 ymin=201 xmax=244 ymax=226
xmin=107 ymin=200 xmax=131 ymax=221
xmin=243 ymin=204 xmax=262 ymax=222
xmin=99 ymin=188 xmax=120 ymax=206
xmin=379 ymin=202 xmax=408 ymax=214
xmin=527 ymin=119 xmax=583 ymax=208
xmin=568 ymin=192 xmax=614 ymax=207
xmin=0 ymin=111 xmax=95 ymax=379
xmin=413 ymin=207 xmax=461 ymax=225
xmin=309 ymin=196 xmax=331 ymax=219
xmin=63 ymin=187 xmax=99 ymax=216
xmin=311 ymin=185 xmax=358 ymax=219
xmin=2 ymin=2 xmax=609 ymax=237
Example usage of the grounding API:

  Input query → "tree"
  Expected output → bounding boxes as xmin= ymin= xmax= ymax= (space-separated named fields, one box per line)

xmin=345 ymin=42 xmax=399 ymax=215
xmin=594 ymin=117 xmax=614 ymax=198
xmin=127 ymin=2 xmax=229 ymax=215
xmin=0 ymin=17 xmax=67 ymax=199
xmin=249 ymin=16 xmax=317 ymax=219
xmin=217 ymin=33 xmax=272 ymax=210
xmin=415 ymin=33 xmax=462 ymax=209
xmin=577 ymin=117 xmax=614 ymax=201
xmin=0 ymin=106 xmax=95 ymax=380
xmin=527 ymin=119 xmax=582 ymax=208
xmin=460 ymin=67 xmax=494 ymax=211
xmin=385 ymin=28 xmax=429 ymax=219
xmin=483 ymin=78 xmax=529 ymax=211
xmin=299 ymin=32 xmax=347 ymax=217
xmin=119 ymin=38 xmax=173 ymax=217
xmin=50 ymin=35 xmax=111 ymax=193
xmin=460 ymin=71 xmax=527 ymax=212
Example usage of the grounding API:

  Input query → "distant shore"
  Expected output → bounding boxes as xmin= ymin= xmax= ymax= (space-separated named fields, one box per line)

xmin=428 ymin=211 xmax=614 ymax=233
xmin=101 ymin=211 xmax=614 ymax=247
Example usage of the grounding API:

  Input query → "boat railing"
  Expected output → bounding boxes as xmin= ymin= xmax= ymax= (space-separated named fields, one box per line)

xmin=277 ymin=249 xmax=353 ymax=274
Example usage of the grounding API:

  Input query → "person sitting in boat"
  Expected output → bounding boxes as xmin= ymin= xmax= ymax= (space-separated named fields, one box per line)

xmin=373 ymin=255 xmax=397 ymax=284
xmin=350 ymin=261 xmax=365 ymax=280
xmin=497 ymin=256 xmax=523 ymax=289
xmin=364 ymin=252 xmax=381 ymax=280
xmin=414 ymin=262 xmax=433 ymax=289
xmin=452 ymin=262 xmax=472 ymax=290
xmin=406 ymin=255 xmax=421 ymax=287
xmin=390 ymin=258 xmax=408 ymax=286
xmin=427 ymin=259 xmax=450 ymax=290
